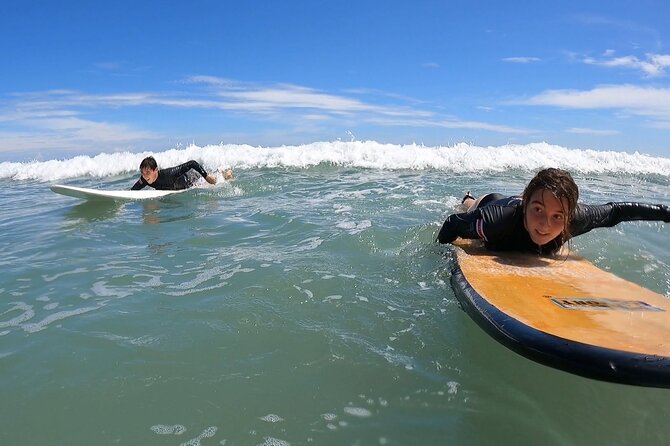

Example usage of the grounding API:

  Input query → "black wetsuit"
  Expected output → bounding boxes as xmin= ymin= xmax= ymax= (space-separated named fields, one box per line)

xmin=437 ymin=195 xmax=670 ymax=255
xmin=131 ymin=160 xmax=209 ymax=191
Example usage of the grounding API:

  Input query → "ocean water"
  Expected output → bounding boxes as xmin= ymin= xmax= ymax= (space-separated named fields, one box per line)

xmin=1 ymin=141 xmax=669 ymax=446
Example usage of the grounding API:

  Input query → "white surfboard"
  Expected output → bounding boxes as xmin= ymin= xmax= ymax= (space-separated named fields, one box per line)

xmin=50 ymin=184 xmax=188 ymax=201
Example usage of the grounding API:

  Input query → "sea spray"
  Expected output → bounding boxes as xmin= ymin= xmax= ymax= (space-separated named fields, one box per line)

xmin=1 ymin=141 xmax=669 ymax=182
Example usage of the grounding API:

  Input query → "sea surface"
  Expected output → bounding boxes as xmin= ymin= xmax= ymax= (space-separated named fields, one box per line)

xmin=1 ymin=141 xmax=669 ymax=446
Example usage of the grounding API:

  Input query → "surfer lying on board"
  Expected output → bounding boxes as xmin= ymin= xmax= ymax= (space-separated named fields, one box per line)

xmin=437 ymin=168 xmax=670 ymax=255
xmin=131 ymin=156 xmax=234 ymax=191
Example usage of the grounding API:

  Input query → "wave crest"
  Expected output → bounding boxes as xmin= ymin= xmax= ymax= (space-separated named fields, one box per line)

xmin=2 ymin=141 xmax=668 ymax=181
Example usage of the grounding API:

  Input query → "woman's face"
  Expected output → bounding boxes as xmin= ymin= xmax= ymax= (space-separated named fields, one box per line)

xmin=524 ymin=189 xmax=569 ymax=246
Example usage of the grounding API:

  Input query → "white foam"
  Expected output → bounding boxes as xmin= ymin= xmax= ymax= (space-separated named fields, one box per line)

xmin=91 ymin=281 xmax=133 ymax=299
xmin=447 ymin=381 xmax=459 ymax=395
xmin=180 ymin=426 xmax=218 ymax=446
xmin=258 ymin=437 xmax=290 ymax=446
xmin=334 ymin=204 xmax=352 ymax=214
xmin=4 ymin=141 xmax=669 ymax=182
xmin=166 ymin=264 xmax=252 ymax=294
xmin=343 ymin=406 xmax=372 ymax=417
xmin=293 ymin=285 xmax=314 ymax=299
xmin=150 ymin=424 xmax=186 ymax=435
xmin=0 ymin=302 xmax=35 ymax=328
xmin=22 ymin=305 xmax=100 ymax=333
xmin=292 ymin=237 xmax=323 ymax=252
xmin=260 ymin=414 xmax=284 ymax=423
xmin=42 ymin=268 xmax=88 ymax=282
xmin=336 ymin=219 xmax=372 ymax=234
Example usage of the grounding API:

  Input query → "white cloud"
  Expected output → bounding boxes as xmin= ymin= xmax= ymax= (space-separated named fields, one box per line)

xmin=218 ymin=84 xmax=375 ymax=113
xmin=0 ymin=79 xmax=531 ymax=154
xmin=11 ymin=83 xmax=426 ymax=117
xmin=0 ymin=118 xmax=156 ymax=154
xmin=583 ymin=52 xmax=670 ymax=77
xmin=301 ymin=114 xmax=331 ymax=121
xmin=648 ymin=121 xmax=670 ymax=129
xmin=566 ymin=127 xmax=620 ymax=136
xmin=522 ymin=84 xmax=670 ymax=127
xmin=367 ymin=116 xmax=529 ymax=134
xmin=502 ymin=57 xmax=541 ymax=64
xmin=36 ymin=117 xmax=156 ymax=142
xmin=184 ymin=75 xmax=235 ymax=86
xmin=573 ymin=14 xmax=662 ymax=48
xmin=525 ymin=84 xmax=670 ymax=111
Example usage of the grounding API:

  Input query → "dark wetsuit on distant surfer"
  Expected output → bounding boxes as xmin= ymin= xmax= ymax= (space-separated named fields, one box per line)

xmin=131 ymin=160 xmax=212 ymax=191
xmin=437 ymin=194 xmax=670 ymax=255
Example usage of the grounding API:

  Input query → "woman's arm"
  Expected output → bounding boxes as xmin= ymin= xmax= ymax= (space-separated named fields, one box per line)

xmin=570 ymin=202 xmax=670 ymax=237
xmin=437 ymin=211 xmax=481 ymax=243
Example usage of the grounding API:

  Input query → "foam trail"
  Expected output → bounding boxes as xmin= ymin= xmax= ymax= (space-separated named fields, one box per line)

xmin=1 ymin=141 xmax=669 ymax=182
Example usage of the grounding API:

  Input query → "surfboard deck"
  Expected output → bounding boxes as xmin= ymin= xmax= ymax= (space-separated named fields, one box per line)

xmin=450 ymin=240 xmax=670 ymax=388
xmin=51 ymin=185 xmax=188 ymax=201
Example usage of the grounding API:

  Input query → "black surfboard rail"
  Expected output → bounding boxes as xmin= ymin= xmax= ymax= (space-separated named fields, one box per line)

xmin=451 ymin=264 xmax=670 ymax=388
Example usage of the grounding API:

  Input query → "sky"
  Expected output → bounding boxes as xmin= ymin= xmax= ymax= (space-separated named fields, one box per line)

xmin=1 ymin=0 xmax=669 ymax=161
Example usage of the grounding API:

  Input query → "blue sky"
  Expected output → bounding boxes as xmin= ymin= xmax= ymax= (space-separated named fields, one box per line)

xmin=1 ymin=0 xmax=669 ymax=160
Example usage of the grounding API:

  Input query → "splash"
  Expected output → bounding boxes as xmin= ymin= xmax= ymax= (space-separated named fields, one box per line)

xmin=1 ymin=141 xmax=669 ymax=182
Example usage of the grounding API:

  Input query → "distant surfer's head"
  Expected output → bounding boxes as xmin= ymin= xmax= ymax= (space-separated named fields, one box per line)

xmin=522 ymin=168 xmax=579 ymax=247
xmin=139 ymin=156 xmax=159 ymax=184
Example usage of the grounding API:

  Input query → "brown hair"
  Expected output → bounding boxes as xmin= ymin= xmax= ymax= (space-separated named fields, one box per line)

xmin=139 ymin=156 xmax=158 ymax=171
xmin=522 ymin=168 xmax=579 ymax=246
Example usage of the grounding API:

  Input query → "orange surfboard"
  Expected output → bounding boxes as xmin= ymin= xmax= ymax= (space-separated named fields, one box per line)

xmin=451 ymin=240 xmax=670 ymax=388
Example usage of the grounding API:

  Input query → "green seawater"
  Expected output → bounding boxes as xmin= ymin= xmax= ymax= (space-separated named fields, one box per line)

xmin=1 ymin=167 xmax=669 ymax=445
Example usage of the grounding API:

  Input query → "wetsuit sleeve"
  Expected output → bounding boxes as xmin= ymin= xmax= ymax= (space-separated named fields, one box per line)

xmin=131 ymin=178 xmax=147 ymax=190
xmin=570 ymin=202 xmax=670 ymax=237
xmin=168 ymin=160 xmax=209 ymax=178
xmin=437 ymin=210 xmax=482 ymax=243
xmin=437 ymin=202 xmax=520 ymax=245
xmin=188 ymin=160 xmax=209 ymax=178
xmin=158 ymin=160 xmax=209 ymax=180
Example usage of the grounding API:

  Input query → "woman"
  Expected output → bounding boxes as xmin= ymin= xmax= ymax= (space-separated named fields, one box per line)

xmin=437 ymin=168 xmax=670 ymax=255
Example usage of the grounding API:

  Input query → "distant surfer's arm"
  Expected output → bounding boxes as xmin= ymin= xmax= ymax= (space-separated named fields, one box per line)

xmin=186 ymin=160 xmax=217 ymax=184
xmin=167 ymin=160 xmax=216 ymax=185
xmin=570 ymin=202 xmax=670 ymax=236
xmin=131 ymin=178 xmax=147 ymax=190
xmin=179 ymin=160 xmax=209 ymax=178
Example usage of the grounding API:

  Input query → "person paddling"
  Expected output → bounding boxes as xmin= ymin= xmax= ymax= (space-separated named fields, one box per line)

xmin=131 ymin=156 xmax=233 ymax=191
xmin=437 ymin=168 xmax=670 ymax=255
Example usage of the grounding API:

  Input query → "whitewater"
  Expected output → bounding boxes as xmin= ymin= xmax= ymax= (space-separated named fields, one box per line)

xmin=1 ymin=141 xmax=669 ymax=445
xmin=2 ymin=141 xmax=669 ymax=181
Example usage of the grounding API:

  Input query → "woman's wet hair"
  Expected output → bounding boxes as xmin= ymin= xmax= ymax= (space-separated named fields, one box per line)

xmin=522 ymin=168 xmax=579 ymax=246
